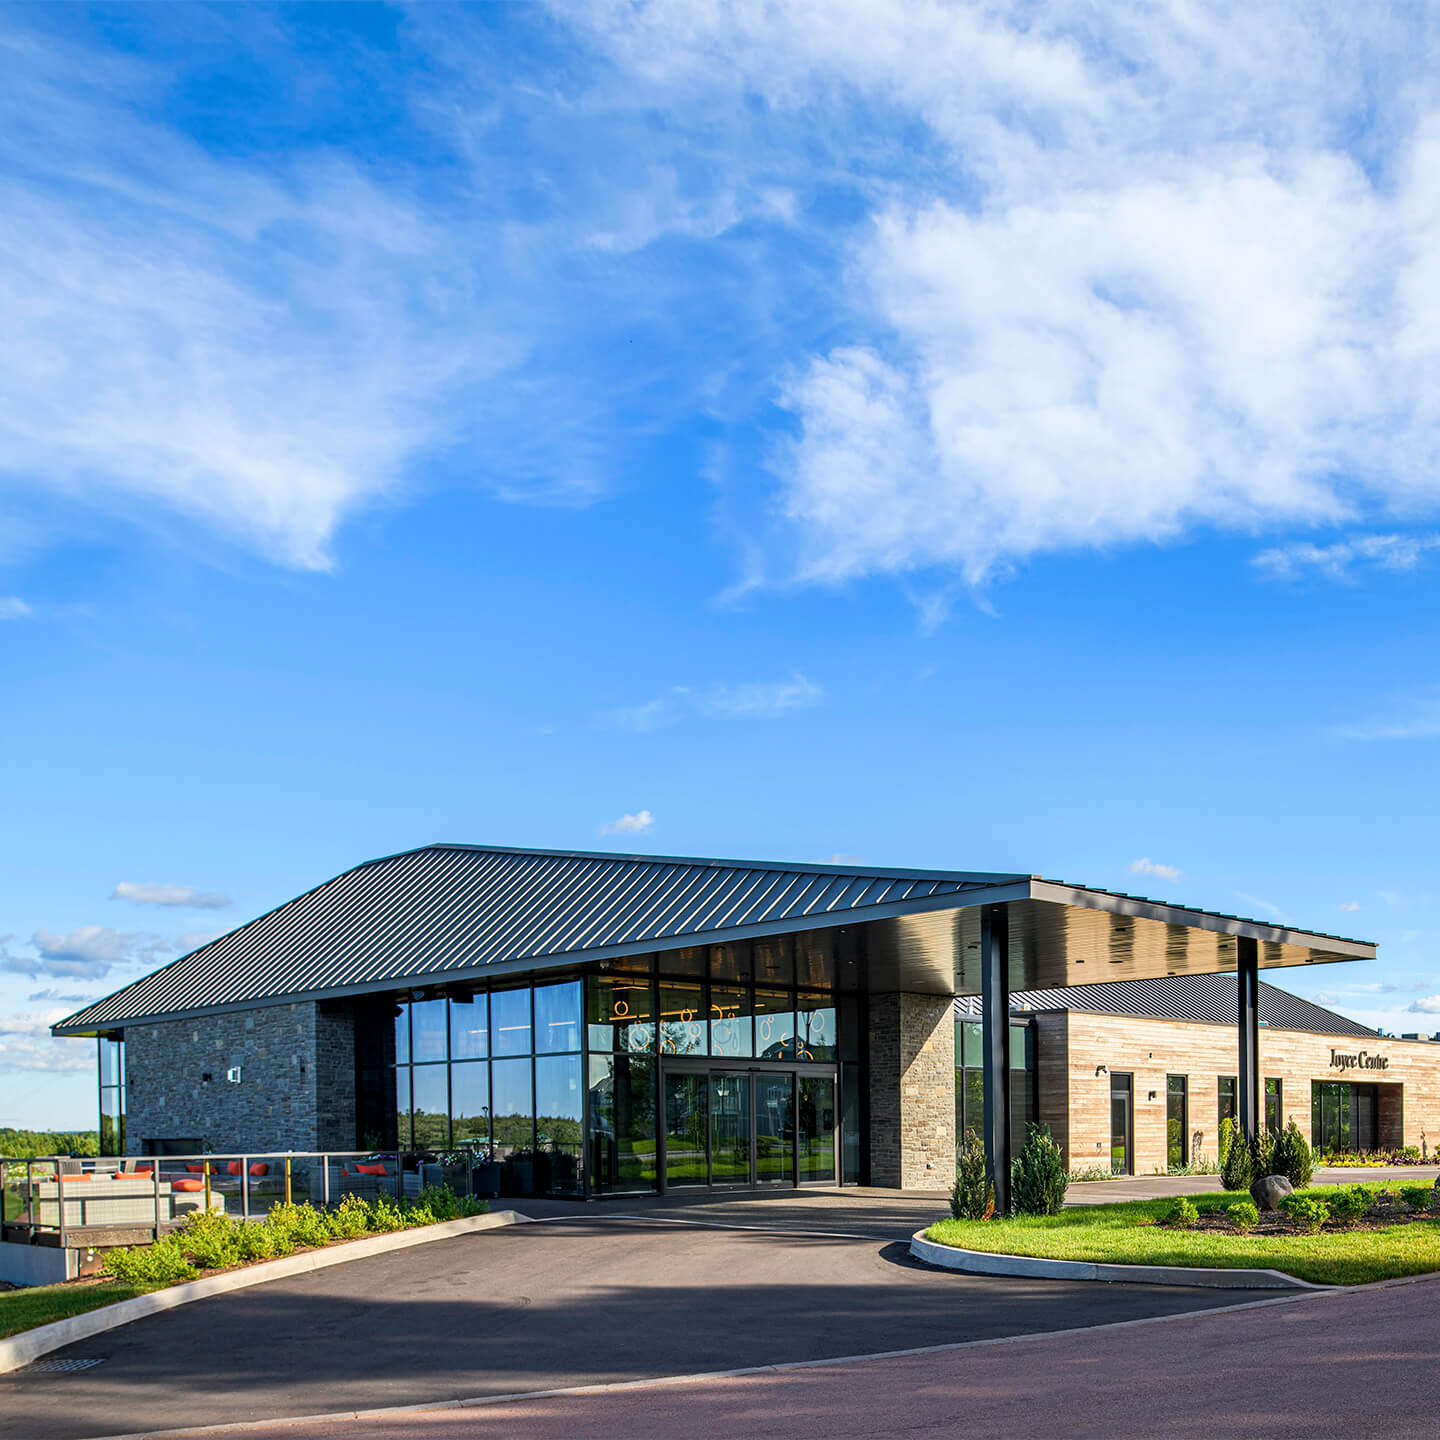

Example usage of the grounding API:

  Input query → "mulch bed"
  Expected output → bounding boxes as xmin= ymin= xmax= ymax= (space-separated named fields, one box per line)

xmin=1162 ymin=1197 xmax=1437 ymax=1237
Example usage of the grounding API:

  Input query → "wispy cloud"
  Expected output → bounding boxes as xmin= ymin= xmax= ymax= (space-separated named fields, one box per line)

xmin=1408 ymin=996 xmax=1440 ymax=1015
xmin=1254 ymin=534 xmax=1440 ymax=582
xmin=111 ymin=881 xmax=231 ymax=910
xmin=0 ymin=1009 xmax=95 ymax=1073
xmin=1336 ymin=691 xmax=1440 ymax=742
xmin=1235 ymin=891 xmax=1286 ymax=922
xmin=1 ymin=925 xmax=196 ymax=981
xmin=25 ymin=989 xmax=92 ymax=1004
xmin=1129 ymin=857 xmax=1181 ymax=883
xmin=815 ymin=852 xmax=866 ymax=866
xmin=600 ymin=809 xmax=654 ymax=836
xmin=609 ymin=674 xmax=823 ymax=730
xmin=1338 ymin=901 xmax=1361 ymax=912
xmin=0 ymin=596 xmax=30 ymax=619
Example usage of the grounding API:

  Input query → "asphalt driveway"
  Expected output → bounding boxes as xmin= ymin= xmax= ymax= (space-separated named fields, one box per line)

xmin=0 ymin=1191 xmax=1242 ymax=1440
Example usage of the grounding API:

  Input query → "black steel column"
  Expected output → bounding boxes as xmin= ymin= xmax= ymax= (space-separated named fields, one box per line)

xmin=980 ymin=904 xmax=1012 ymax=1214
xmin=1237 ymin=935 xmax=1260 ymax=1143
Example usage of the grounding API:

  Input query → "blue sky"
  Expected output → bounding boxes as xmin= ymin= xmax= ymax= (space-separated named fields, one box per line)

xmin=3 ymin=2 xmax=1439 ymax=1127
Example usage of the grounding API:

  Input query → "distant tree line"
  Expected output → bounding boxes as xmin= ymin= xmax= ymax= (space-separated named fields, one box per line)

xmin=0 ymin=1128 xmax=100 ymax=1158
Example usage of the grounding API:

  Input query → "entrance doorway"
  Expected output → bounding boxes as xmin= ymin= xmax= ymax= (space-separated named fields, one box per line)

xmin=1110 ymin=1073 xmax=1133 ymax=1175
xmin=661 ymin=1062 xmax=837 ymax=1190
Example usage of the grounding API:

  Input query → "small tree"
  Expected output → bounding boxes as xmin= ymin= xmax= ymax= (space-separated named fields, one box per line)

xmin=1011 ymin=1123 xmax=1068 ymax=1216
xmin=1272 ymin=1121 xmax=1314 ymax=1189
xmin=1220 ymin=1127 xmax=1254 ymax=1191
xmin=951 ymin=1129 xmax=993 ymax=1220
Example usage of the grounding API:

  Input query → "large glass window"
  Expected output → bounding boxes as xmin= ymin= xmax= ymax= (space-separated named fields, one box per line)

xmin=535 ymin=1054 xmax=583 ymax=1193
xmin=492 ymin=1057 xmax=534 ymax=1191
xmin=587 ymin=1054 xmax=657 ymax=1193
xmin=449 ymin=993 xmax=489 ymax=1060
xmin=753 ymin=935 xmax=794 ymax=985
xmin=411 ymin=1064 xmax=450 ymax=1150
xmin=954 ymin=1018 xmax=1037 ymax=1154
xmin=753 ymin=989 xmax=796 ymax=1059
xmin=490 ymin=989 xmax=532 ymax=1057
xmin=98 ymin=1037 xmax=125 ymax=1157
xmin=1166 ymin=1075 xmax=1188 ymax=1169
xmin=1218 ymin=1075 xmax=1237 ymax=1133
xmin=393 ymin=1004 xmax=411 ymax=1065
xmin=797 ymin=994 xmax=836 ymax=1062
xmin=1265 ymin=1077 xmax=1282 ymax=1136
xmin=393 ymin=1067 xmax=411 ymax=1150
xmin=588 ymin=972 xmax=655 ymax=1054
xmin=709 ymin=985 xmax=753 ymax=1057
xmin=410 ymin=998 xmax=449 ymax=1064
xmin=534 ymin=981 xmax=582 ymax=1053
xmin=658 ymin=982 xmax=706 ymax=1055
xmin=451 ymin=1060 xmax=490 ymax=1146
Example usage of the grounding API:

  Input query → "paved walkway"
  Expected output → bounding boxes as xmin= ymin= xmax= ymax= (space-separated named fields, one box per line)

xmin=0 ymin=1194 xmax=1237 ymax=1440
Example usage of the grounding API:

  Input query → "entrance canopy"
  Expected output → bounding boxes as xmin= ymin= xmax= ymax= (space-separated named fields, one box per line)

xmin=53 ymin=844 xmax=1374 ymax=1037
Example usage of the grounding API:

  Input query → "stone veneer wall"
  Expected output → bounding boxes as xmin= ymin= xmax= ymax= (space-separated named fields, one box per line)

xmin=123 ymin=1001 xmax=356 ymax=1155
xmin=867 ymin=992 xmax=956 ymax=1188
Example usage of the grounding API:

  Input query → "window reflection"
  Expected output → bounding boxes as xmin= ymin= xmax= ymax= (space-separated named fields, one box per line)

xmin=658 ymin=982 xmax=705 ymax=1055
xmin=490 ymin=989 xmax=532 ymax=1057
xmin=588 ymin=973 xmax=655 ymax=1054
xmin=534 ymin=981 xmax=582 ymax=1053
xmin=709 ymin=985 xmax=752 ymax=1057
xmin=449 ymin=993 xmax=489 ymax=1060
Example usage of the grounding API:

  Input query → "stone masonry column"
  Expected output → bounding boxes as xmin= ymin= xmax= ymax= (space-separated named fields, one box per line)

xmin=867 ymin=992 xmax=956 ymax=1188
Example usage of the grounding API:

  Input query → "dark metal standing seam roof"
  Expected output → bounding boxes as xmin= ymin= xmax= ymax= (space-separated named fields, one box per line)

xmin=954 ymin=973 xmax=1377 ymax=1038
xmin=54 ymin=845 xmax=1021 ymax=1033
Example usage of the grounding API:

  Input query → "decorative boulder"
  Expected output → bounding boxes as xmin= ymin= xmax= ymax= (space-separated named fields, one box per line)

xmin=1250 ymin=1174 xmax=1295 ymax=1211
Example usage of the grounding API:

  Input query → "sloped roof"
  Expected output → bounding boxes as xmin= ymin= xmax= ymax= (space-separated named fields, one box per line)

xmin=954 ymin=973 xmax=1377 ymax=1038
xmin=55 ymin=844 xmax=1020 ymax=1033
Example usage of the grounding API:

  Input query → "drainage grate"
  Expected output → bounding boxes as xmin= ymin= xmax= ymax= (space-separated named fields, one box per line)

xmin=24 ymin=1357 xmax=106 ymax=1373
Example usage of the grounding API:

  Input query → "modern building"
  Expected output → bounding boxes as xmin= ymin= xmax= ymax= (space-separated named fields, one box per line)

xmin=957 ymin=976 xmax=1440 ymax=1176
xmin=52 ymin=844 xmax=1383 ymax=1204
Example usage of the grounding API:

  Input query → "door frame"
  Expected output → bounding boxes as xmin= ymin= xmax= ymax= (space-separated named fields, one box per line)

xmin=1110 ymin=1072 xmax=1134 ymax=1177
xmin=658 ymin=1058 xmax=838 ymax=1192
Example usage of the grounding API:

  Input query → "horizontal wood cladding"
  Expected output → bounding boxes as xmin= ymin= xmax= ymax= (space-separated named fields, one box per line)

xmin=1054 ymin=1011 xmax=1440 ymax=1174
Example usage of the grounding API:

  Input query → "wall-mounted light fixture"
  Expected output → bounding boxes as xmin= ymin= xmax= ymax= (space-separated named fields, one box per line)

xmin=1095 ymin=1064 xmax=1108 ymax=1076
xmin=226 ymin=1066 xmax=242 ymax=1084
xmin=1148 ymin=1090 xmax=1157 ymax=1101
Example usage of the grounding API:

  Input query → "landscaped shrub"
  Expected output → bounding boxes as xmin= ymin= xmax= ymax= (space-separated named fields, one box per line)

xmin=102 ymin=1237 xmax=197 ymax=1286
xmin=367 ymin=1195 xmax=408 ymax=1233
xmin=1010 ymin=1124 xmax=1068 ymax=1217
xmin=1218 ymin=1115 xmax=1236 ymax=1165
xmin=951 ymin=1130 xmax=993 ymax=1221
xmin=1163 ymin=1197 xmax=1199 ymax=1228
xmin=267 ymin=1201 xmax=334 ymax=1248
xmin=1326 ymin=1186 xmax=1371 ymax=1226
xmin=329 ymin=1193 xmax=371 ymax=1238
xmin=234 ymin=1220 xmax=294 ymax=1262
xmin=1220 ymin=1130 xmax=1254 ymax=1191
xmin=1252 ymin=1126 xmax=1275 ymax=1176
xmin=180 ymin=1210 xmax=242 ymax=1270
xmin=1399 ymin=1185 xmax=1437 ymax=1215
xmin=1280 ymin=1195 xmax=1330 ymax=1234
xmin=1227 ymin=1201 xmax=1258 ymax=1234
xmin=1272 ymin=1122 xmax=1314 ymax=1189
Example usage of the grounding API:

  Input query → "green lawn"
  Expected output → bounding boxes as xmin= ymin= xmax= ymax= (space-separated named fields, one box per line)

xmin=924 ymin=1186 xmax=1440 ymax=1286
xmin=0 ymin=1281 xmax=152 ymax=1340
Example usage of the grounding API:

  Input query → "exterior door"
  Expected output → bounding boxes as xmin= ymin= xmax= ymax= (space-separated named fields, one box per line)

xmin=1110 ymin=1073 xmax=1133 ymax=1176
xmin=663 ymin=1070 xmax=708 ymax=1187
xmin=753 ymin=1071 xmax=795 ymax=1185
xmin=709 ymin=1071 xmax=751 ymax=1186
xmin=797 ymin=1073 xmax=837 ymax=1183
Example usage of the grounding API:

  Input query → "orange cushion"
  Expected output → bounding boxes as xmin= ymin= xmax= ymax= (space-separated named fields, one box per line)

xmin=172 ymin=1179 xmax=203 ymax=1192
xmin=354 ymin=1163 xmax=388 ymax=1177
xmin=187 ymin=1165 xmax=204 ymax=1173
xmin=133 ymin=1165 xmax=154 ymax=1175
xmin=226 ymin=1161 xmax=243 ymax=1177
xmin=249 ymin=1163 xmax=269 ymax=1177
xmin=58 ymin=1173 xmax=92 ymax=1181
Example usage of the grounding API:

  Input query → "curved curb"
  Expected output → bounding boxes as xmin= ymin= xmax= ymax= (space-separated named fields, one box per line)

xmin=0 ymin=1209 xmax=526 ymax=1375
xmin=909 ymin=1231 xmax=1329 ymax=1290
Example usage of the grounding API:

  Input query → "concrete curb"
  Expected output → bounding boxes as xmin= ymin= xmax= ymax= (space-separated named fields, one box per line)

xmin=908 ymin=1231 xmax=1329 ymax=1290
xmin=0 ymin=1209 xmax=525 ymax=1375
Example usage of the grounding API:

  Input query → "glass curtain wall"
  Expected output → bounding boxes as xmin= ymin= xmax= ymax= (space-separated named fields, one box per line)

xmin=954 ymin=1020 xmax=1037 ymax=1152
xmin=584 ymin=934 xmax=855 ymax=1195
xmin=354 ymin=930 xmax=856 ymax=1198
xmin=98 ymin=1037 xmax=126 ymax=1156
xmin=369 ymin=980 xmax=584 ymax=1196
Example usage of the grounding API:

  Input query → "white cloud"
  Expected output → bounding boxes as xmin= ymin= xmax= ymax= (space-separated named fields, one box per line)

xmin=0 ymin=595 xmax=29 ymax=619
xmin=600 ymin=809 xmax=654 ymax=835
xmin=1235 ymin=891 xmax=1286 ymax=922
xmin=2 ymin=925 xmax=187 ymax=980
xmin=1408 ymin=996 xmax=1440 ymax=1015
xmin=1338 ymin=901 xmax=1362 ymax=912
xmin=815 ymin=853 xmax=866 ymax=866
xmin=111 ymin=881 xmax=231 ymax=910
xmin=610 ymin=674 xmax=823 ymax=730
xmin=0 ymin=1010 xmax=95 ymax=1073
xmin=1129 ymin=857 xmax=1180 ymax=883
xmin=25 ymin=989 xmax=91 ymax=1004
xmin=1254 ymin=534 xmax=1440 ymax=581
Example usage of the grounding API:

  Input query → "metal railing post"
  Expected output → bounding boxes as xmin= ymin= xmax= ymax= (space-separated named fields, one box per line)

xmin=153 ymin=1161 xmax=163 ymax=1241
xmin=57 ymin=1166 xmax=69 ymax=1251
xmin=284 ymin=1154 xmax=292 ymax=1206
xmin=203 ymin=1158 xmax=212 ymax=1216
xmin=241 ymin=1156 xmax=250 ymax=1221
xmin=322 ymin=1153 xmax=330 ymax=1207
